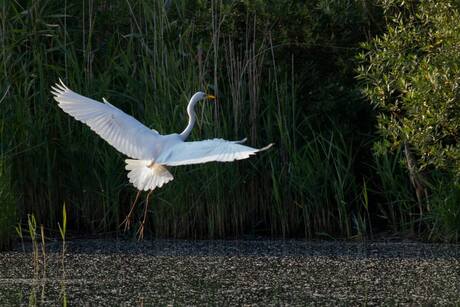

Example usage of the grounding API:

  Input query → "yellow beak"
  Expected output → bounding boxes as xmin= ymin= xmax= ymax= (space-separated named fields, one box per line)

xmin=206 ymin=94 xmax=216 ymax=101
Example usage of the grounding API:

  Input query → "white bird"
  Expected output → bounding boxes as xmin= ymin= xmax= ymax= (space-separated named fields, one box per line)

xmin=51 ymin=79 xmax=273 ymax=238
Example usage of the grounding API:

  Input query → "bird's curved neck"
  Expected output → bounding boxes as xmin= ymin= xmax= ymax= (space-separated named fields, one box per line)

xmin=179 ymin=94 xmax=200 ymax=140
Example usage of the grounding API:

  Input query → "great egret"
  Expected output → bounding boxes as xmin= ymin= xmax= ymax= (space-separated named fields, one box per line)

xmin=51 ymin=79 xmax=273 ymax=238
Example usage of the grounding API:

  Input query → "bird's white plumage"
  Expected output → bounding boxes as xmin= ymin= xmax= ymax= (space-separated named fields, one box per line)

xmin=51 ymin=80 xmax=273 ymax=191
xmin=51 ymin=80 xmax=160 ymax=160
xmin=156 ymin=138 xmax=273 ymax=166
xmin=125 ymin=159 xmax=173 ymax=191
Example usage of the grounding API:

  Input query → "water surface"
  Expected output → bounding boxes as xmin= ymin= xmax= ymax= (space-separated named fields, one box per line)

xmin=1 ymin=239 xmax=459 ymax=305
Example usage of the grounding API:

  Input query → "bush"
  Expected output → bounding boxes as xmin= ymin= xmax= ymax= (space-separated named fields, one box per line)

xmin=357 ymin=0 xmax=460 ymax=240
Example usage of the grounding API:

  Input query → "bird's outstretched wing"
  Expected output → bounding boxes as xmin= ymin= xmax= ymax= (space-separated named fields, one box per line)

xmin=156 ymin=138 xmax=273 ymax=166
xmin=51 ymin=79 xmax=160 ymax=160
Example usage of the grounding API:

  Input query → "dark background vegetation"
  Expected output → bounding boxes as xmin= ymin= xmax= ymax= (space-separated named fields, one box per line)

xmin=1 ymin=0 xmax=459 ymax=249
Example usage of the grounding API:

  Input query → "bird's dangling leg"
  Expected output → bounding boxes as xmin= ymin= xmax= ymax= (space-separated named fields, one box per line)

xmin=137 ymin=190 xmax=153 ymax=240
xmin=121 ymin=190 xmax=142 ymax=231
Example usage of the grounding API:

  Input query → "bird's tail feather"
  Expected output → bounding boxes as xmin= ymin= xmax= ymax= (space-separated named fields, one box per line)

xmin=125 ymin=159 xmax=174 ymax=191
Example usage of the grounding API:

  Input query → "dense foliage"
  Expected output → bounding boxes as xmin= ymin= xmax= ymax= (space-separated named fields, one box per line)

xmin=358 ymin=0 xmax=460 ymax=240
xmin=0 ymin=0 xmax=458 ymax=247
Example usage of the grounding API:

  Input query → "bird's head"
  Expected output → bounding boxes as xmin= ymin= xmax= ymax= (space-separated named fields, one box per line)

xmin=192 ymin=91 xmax=216 ymax=104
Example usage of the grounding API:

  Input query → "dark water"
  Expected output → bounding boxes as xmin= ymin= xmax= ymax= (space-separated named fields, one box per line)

xmin=1 ymin=240 xmax=459 ymax=305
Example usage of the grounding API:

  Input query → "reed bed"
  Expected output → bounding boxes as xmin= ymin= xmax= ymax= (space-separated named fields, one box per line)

xmin=1 ymin=0 xmax=448 ymax=244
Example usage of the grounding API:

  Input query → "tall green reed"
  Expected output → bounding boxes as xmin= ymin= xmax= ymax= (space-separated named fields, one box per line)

xmin=1 ymin=0 xmax=377 ymax=240
xmin=372 ymin=147 xmax=417 ymax=235
xmin=0 ymin=155 xmax=15 ymax=249
xmin=0 ymin=100 xmax=15 ymax=250
xmin=27 ymin=214 xmax=39 ymax=275
xmin=427 ymin=176 xmax=460 ymax=242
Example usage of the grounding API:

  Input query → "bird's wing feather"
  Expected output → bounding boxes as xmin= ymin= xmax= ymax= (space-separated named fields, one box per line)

xmin=156 ymin=138 xmax=273 ymax=166
xmin=51 ymin=80 xmax=160 ymax=160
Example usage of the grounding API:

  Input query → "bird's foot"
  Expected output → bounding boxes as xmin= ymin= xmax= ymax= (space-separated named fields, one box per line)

xmin=137 ymin=222 xmax=145 ymax=241
xmin=136 ymin=190 xmax=153 ymax=241
xmin=120 ymin=190 xmax=142 ymax=232
xmin=121 ymin=214 xmax=132 ymax=232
